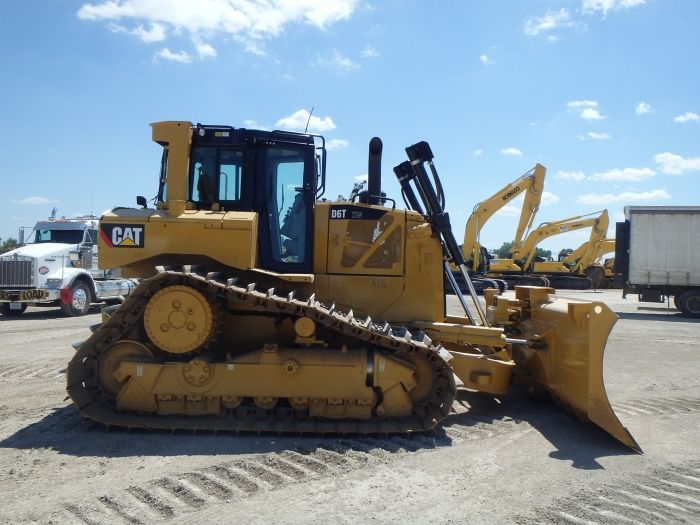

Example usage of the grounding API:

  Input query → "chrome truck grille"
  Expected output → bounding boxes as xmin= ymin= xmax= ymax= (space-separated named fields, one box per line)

xmin=0 ymin=259 xmax=34 ymax=287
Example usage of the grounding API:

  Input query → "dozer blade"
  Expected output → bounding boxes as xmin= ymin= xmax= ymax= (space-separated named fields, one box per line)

xmin=513 ymin=289 xmax=640 ymax=451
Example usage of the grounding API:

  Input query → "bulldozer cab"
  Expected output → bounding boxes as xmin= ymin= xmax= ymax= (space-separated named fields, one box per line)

xmin=155 ymin=123 xmax=323 ymax=274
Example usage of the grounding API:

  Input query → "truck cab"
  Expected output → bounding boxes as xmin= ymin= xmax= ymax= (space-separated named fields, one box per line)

xmin=0 ymin=216 xmax=136 ymax=317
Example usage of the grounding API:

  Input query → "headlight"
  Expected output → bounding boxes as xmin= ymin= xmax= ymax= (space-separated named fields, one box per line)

xmin=45 ymin=278 xmax=63 ymax=288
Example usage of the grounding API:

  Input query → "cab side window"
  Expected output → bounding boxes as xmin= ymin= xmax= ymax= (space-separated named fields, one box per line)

xmin=85 ymin=229 xmax=97 ymax=244
xmin=190 ymin=147 xmax=243 ymax=204
xmin=219 ymin=150 xmax=243 ymax=201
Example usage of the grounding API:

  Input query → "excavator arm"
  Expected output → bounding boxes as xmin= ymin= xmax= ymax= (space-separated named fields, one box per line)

xmin=565 ymin=237 xmax=616 ymax=274
xmin=593 ymin=238 xmax=616 ymax=264
xmin=462 ymin=164 xmax=546 ymax=271
xmin=514 ymin=210 xmax=609 ymax=271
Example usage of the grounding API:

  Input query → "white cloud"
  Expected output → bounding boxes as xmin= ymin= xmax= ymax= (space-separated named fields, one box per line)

xmin=14 ymin=196 xmax=51 ymax=205
xmin=500 ymin=147 xmax=522 ymax=157
xmin=555 ymin=170 xmax=587 ymax=181
xmin=194 ymin=41 xmax=217 ymax=59
xmin=275 ymin=109 xmax=336 ymax=133
xmin=567 ymin=100 xmax=598 ymax=108
xmin=673 ymin=112 xmax=699 ymax=123
xmin=242 ymin=119 xmax=269 ymax=130
xmin=567 ymin=99 xmax=607 ymax=120
xmin=78 ymin=0 xmax=357 ymax=56
xmin=582 ymin=0 xmax=646 ymax=16
xmin=577 ymin=189 xmax=670 ymax=205
xmin=581 ymin=108 xmax=606 ymax=120
xmin=109 ymin=22 xmax=166 ymax=42
xmin=590 ymin=167 xmax=655 ymax=181
xmin=541 ymin=191 xmax=560 ymax=205
xmin=326 ymin=139 xmax=349 ymax=151
xmin=524 ymin=8 xmax=574 ymax=36
xmin=496 ymin=205 xmax=521 ymax=217
xmin=547 ymin=35 xmax=558 ymax=43
xmin=473 ymin=149 xmax=483 ymax=156
xmin=654 ymin=152 xmax=700 ymax=175
xmin=587 ymin=131 xmax=611 ymax=140
xmin=154 ymin=48 xmax=192 ymax=63
xmin=635 ymin=101 xmax=651 ymax=115
xmin=479 ymin=54 xmax=492 ymax=65
xmin=362 ymin=45 xmax=379 ymax=58
xmin=315 ymin=50 xmax=359 ymax=73
xmin=234 ymin=35 xmax=267 ymax=56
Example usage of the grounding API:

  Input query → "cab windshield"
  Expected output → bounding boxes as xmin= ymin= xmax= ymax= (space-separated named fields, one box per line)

xmin=33 ymin=229 xmax=84 ymax=244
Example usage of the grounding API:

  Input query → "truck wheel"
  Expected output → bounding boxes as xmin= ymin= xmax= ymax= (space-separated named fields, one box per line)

xmin=0 ymin=303 xmax=27 ymax=317
xmin=60 ymin=281 xmax=92 ymax=317
xmin=677 ymin=290 xmax=700 ymax=318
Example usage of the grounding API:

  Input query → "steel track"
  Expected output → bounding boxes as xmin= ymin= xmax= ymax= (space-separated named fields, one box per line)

xmin=67 ymin=268 xmax=457 ymax=434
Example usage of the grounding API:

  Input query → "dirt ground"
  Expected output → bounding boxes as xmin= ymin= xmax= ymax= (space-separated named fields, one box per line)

xmin=0 ymin=289 xmax=698 ymax=524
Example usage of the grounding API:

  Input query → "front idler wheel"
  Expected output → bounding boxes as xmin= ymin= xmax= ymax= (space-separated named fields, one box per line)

xmin=98 ymin=340 xmax=154 ymax=396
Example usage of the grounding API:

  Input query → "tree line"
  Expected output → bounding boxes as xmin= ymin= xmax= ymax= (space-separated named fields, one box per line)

xmin=0 ymin=238 xmax=19 ymax=254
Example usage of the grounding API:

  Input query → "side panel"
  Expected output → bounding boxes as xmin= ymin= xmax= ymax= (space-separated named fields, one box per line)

xmin=99 ymin=209 xmax=257 ymax=277
xmin=326 ymin=204 xmax=405 ymax=276
xmin=315 ymin=205 xmax=444 ymax=323
xmin=628 ymin=211 xmax=700 ymax=286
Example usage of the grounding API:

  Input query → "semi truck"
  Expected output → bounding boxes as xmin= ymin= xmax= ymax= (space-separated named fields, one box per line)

xmin=0 ymin=215 xmax=137 ymax=317
xmin=615 ymin=206 xmax=700 ymax=318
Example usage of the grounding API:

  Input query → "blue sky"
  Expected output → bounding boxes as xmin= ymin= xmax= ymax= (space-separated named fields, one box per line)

xmin=1 ymin=0 xmax=698 ymax=254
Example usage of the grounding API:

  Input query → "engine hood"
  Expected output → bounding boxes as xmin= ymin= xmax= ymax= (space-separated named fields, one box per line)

xmin=0 ymin=243 xmax=77 ymax=260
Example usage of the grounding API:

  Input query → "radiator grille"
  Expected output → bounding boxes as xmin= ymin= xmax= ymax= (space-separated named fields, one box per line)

xmin=0 ymin=259 xmax=34 ymax=287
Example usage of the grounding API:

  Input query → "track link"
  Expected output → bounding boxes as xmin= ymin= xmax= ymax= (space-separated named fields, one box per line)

xmin=66 ymin=269 xmax=457 ymax=434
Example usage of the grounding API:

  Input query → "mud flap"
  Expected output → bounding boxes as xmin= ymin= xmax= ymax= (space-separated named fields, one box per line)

xmin=513 ymin=290 xmax=640 ymax=451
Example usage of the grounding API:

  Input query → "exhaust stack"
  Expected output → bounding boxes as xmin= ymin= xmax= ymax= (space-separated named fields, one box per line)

xmin=364 ymin=137 xmax=383 ymax=205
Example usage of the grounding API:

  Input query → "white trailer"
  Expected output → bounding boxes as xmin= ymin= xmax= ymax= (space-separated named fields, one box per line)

xmin=616 ymin=206 xmax=700 ymax=318
xmin=0 ymin=216 xmax=137 ymax=317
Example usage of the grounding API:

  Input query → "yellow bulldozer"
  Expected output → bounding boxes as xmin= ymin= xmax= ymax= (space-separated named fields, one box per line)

xmin=66 ymin=121 xmax=637 ymax=450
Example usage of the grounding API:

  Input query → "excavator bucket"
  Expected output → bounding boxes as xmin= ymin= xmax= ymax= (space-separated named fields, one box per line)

xmin=511 ymin=287 xmax=640 ymax=451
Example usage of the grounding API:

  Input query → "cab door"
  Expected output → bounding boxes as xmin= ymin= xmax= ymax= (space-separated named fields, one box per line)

xmin=256 ymin=144 xmax=315 ymax=274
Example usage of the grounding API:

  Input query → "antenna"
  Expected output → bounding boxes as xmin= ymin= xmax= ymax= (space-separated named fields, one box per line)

xmin=304 ymin=106 xmax=315 ymax=133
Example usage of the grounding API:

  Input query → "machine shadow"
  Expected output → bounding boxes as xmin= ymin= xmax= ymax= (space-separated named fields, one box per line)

xmin=0 ymin=306 xmax=101 ymax=321
xmin=452 ymin=390 xmax=636 ymax=470
xmin=616 ymin=311 xmax=694 ymax=323
xmin=0 ymin=404 xmax=455 ymax=459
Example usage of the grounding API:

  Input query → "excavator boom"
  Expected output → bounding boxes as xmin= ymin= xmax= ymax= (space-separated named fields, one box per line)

xmin=514 ymin=210 xmax=609 ymax=270
xmin=462 ymin=164 xmax=546 ymax=271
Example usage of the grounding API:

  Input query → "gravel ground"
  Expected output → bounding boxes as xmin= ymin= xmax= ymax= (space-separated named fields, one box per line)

xmin=0 ymin=289 xmax=698 ymax=524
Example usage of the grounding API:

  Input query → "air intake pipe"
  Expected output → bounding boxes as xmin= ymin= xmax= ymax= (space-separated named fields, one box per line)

xmin=361 ymin=137 xmax=383 ymax=205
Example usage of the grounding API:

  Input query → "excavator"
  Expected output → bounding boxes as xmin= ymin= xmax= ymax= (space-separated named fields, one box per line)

xmin=563 ymin=238 xmax=617 ymax=288
xmin=449 ymin=164 xmax=546 ymax=292
xmin=491 ymin=210 xmax=609 ymax=289
xmin=66 ymin=121 xmax=637 ymax=451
